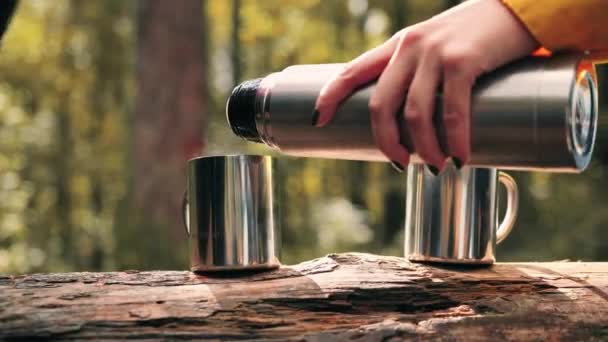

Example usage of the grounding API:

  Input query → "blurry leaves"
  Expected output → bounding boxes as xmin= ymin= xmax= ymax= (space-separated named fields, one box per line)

xmin=501 ymin=161 xmax=608 ymax=262
xmin=0 ymin=0 xmax=607 ymax=273
xmin=0 ymin=0 xmax=133 ymax=273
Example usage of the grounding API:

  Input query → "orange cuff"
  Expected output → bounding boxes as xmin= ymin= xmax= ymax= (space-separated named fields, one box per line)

xmin=502 ymin=0 xmax=608 ymax=52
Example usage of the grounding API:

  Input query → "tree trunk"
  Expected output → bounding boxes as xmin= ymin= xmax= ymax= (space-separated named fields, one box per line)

xmin=134 ymin=0 xmax=207 ymax=226
xmin=1 ymin=253 xmax=607 ymax=340
xmin=391 ymin=0 xmax=407 ymax=35
xmin=230 ymin=0 xmax=241 ymax=86
xmin=445 ymin=0 xmax=461 ymax=9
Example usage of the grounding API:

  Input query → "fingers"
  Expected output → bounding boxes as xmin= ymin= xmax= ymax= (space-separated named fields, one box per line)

xmin=316 ymin=27 xmax=474 ymax=171
xmin=404 ymin=53 xmax=447 ymax=171
xmin=367 ymin=32 xmax=421 ymax=168
xmin=442 ymin=63 xmax=473 ymax=166
xmin=314 ymin=36 xmax=399 ymax=127
xmin=369 ymin=105 xmax=411 ymax=171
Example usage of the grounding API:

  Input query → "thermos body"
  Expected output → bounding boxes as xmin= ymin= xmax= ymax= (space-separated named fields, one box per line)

xmin=227 ymin=55 xmax=598 ymax=172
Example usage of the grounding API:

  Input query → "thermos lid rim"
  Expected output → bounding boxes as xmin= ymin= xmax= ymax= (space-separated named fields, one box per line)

xmin=226 ymin=78 xmax=264 ymax=143
xmin=567 ymin=67 xmax=597 ymax=171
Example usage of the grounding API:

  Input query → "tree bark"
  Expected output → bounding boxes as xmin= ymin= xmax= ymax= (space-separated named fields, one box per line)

xmin=134 ymin=0 xmax=206 ymax=225
xmin=1 ymin=253 xmax=607 ymax=341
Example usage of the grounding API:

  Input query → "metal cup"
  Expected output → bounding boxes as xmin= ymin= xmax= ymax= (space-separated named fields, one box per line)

xmin=183 ymin=155 xmax=280 ymax=272
xmin=404 ymin=163 xmax=519 ymax=265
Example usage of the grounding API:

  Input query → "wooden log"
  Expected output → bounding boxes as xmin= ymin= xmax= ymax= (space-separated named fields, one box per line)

xmin=1 ymin=253 xmax=607 ymax=341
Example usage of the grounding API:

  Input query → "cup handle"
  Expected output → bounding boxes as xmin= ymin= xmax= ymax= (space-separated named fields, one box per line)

xmin=496 ymin=171 xmax=519 ymax=244
xmin=182 ymin=190 xmax=190 ymax=236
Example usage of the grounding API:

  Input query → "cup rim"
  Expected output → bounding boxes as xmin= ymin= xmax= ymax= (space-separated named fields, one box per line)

xmin=187 ymin=154 xmax=269 ymax=162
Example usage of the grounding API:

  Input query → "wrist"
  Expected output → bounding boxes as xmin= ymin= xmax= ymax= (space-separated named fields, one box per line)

xmin=480 ymin=0 xmax=539 ymax=66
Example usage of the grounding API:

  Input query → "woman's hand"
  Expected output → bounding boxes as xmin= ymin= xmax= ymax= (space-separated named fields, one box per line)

xmin=314 ymin=0 xmax=538 ymax=172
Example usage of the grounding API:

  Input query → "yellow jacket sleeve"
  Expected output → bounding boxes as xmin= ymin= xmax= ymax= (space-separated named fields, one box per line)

xmin=502 ymin=0 xmax=608 ymax=52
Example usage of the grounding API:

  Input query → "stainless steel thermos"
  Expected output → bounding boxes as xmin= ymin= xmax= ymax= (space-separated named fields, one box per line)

xmin=227 ymin=54 xmax=598 ymax=172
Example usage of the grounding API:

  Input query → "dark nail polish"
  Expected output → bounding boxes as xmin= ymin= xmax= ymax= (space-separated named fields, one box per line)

xmin=312 ymin=109 xmax=320 ymax=126
xmin=452 ymin=157 xmax=463 ymax=169
xmin=390 ymin=160 xmax=405 ymax=173
xmin=427 ymin=165 xmax=439 ymax=176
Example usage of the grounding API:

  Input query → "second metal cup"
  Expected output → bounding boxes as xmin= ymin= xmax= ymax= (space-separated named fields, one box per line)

xmin=404 ymin=162 xmax=519 ymax=265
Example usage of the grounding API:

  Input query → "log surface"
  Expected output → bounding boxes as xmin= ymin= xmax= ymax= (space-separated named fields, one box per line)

xmin=1 ymin=253 xmax=608 ymax=341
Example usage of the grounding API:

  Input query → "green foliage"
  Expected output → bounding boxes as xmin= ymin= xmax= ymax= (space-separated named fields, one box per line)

xmin=0 ymin=0 xmax=606 ymax=273
xmin=0 ymin=1 xmax=134 ymax=272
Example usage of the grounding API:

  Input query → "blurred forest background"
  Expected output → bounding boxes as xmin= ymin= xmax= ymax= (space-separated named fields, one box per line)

xmin=0 ymin=0 xmax=607 ymax=274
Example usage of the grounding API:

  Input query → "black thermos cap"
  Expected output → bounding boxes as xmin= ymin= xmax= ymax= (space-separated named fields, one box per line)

xmin=226 ymin=78 xmax=263 ymax=143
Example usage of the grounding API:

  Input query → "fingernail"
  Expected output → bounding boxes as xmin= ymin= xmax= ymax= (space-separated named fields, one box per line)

xmin=427 ymin=165 xmax=439 ymax=176
xmin=312 ymin=109 xmax=320 ymax=126
xmin=452 ymin=157 xmax=463 ymax=169
xmin=390 ymin=160 xmax=405 ymax=173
